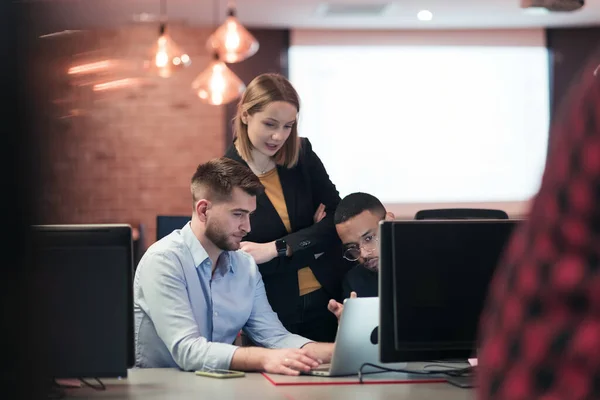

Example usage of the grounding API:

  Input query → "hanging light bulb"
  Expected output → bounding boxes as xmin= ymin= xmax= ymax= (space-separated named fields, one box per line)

xmin=192 ymin=54 xmax=245 ymax=105
xmin=144 ymin=1 xmax=190 ymax=78
xmin=145 ymin=23 xmax=191 ymax=78
xmin=206 ymin=4 xmax=259 ymax=63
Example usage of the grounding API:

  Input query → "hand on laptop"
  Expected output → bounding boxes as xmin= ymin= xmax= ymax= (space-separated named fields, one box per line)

xmin=302 ymin=342 xmax=334 ymax=364
xmin=261 ymin=348 xmax=321 ymax=376
xmin=327 ymin=291 xmax=357 ymax=320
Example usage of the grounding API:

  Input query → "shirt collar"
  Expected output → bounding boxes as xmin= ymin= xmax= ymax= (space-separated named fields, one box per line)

xmin=181 ymin=222 xmax=236 ymax=274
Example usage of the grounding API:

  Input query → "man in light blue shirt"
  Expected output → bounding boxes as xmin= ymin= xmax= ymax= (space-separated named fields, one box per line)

xmin=134 ymin=158 xmax=333 ymax=376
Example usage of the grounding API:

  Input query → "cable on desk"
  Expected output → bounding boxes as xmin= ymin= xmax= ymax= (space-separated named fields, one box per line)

xmin=430 ymin=359 xmax=469 ymax=364
xmin=444 ymin=366 xmax=474 ymax=377
xmin=357 ymin=363 xmax=474 ymax=384
xmin=78 ymin=377 xmax=106 ymax=391
xmin=423 ymin=363 xmax=470 ymax=370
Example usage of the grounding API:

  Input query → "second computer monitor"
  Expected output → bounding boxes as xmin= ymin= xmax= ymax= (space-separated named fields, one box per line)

xmin=379 ymin=219 xmax=520 ymax=363
xmin=31 ymin=224 xmax=134 ymax=378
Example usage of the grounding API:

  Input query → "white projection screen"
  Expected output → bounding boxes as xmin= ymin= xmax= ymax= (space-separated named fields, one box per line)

xmin=289 ymin=30 xmax=550 ymax=218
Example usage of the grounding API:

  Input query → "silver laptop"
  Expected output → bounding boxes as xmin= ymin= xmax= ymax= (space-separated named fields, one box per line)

xmin=305 ymin=297 xmax=407 ymax=376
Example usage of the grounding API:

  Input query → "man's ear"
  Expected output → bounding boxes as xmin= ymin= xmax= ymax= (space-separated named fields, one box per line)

xmin=195 ymin=199 xmax=211 ymax=222
xmin=384 ymin=211 xmax=395 ymax=221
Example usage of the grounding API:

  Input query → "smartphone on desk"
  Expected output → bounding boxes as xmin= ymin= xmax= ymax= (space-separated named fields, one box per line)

xmin=195 ymin=369 xmax=245 ymax=379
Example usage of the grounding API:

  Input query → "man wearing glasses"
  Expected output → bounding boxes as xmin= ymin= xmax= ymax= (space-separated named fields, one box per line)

xmin=326 ymin=192 xmax=394 ymax=320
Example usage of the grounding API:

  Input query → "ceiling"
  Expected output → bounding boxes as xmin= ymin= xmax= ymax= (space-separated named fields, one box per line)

xmin=21 ymin=0 xmax=600 ymax=33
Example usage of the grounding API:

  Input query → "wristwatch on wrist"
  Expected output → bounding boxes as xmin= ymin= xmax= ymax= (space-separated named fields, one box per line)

xmin=275 ymin=239 xmax=287 ymax=257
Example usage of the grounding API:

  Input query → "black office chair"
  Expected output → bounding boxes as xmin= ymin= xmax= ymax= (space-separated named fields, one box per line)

xmin=156 ymin=215 xmax=192 ymax=241
xmin=414 ymin=208 xmax=509 ymax=220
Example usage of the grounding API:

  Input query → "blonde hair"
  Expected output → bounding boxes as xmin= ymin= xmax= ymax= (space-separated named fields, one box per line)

xmin=233 ymin=73 xmax=301 ymax=168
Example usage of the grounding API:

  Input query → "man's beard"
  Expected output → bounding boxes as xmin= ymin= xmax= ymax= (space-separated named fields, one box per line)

xmin=362 ymin=257 xmax=379 ymax=272
xmin=205 ymin=221 xmax=239 ymax=251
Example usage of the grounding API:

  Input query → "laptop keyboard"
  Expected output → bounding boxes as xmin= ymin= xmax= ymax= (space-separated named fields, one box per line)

xmin=312 ymin=363 xmax=331 ymax=372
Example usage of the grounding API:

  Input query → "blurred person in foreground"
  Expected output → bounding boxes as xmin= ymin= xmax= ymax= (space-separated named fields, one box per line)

xmin=477 ymin=54 xmax=600 ymax=398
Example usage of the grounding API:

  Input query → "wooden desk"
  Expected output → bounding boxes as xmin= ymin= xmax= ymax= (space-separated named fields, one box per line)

xmin=64 ymin=368 xmax=475 ymax=400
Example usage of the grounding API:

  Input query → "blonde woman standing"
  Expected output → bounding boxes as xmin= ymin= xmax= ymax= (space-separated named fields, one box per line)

xmin=224 ymin=73 xmax=346 ymax=342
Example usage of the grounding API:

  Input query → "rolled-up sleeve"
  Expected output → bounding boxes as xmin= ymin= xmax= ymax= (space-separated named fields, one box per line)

xmin=139 ymin=252 xmax=238 ymax=370
xmin=242 ymin=264 xmax=313 ymax=349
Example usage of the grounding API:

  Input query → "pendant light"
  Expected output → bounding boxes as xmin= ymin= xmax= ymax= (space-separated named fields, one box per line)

xmin=146 ymin=0 xmax=191 ymax=78
xmin=192 ymin=0 xmax=245 ymax=105
xmin=206 ymin=0 xmax=259 ymax=63
xmin=192 ymin=53 xmax=245 ymax=105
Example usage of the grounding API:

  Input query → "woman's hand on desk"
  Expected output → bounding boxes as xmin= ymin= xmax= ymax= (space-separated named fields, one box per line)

xmin=240 ymin=241 xmax=277 ymax=264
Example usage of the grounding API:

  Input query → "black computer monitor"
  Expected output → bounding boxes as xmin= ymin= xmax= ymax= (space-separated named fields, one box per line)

xmin=379 ymin=219 xmax=520 ymax=363
xmin=156 ymin=215 xmax=191 ymax=241
xmin=31 ymin=224 xmax=134 ymax=378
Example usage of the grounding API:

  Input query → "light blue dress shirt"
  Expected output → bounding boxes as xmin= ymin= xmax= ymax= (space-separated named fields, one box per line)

xmin=134 ymin=222 xmax=312 ymax=371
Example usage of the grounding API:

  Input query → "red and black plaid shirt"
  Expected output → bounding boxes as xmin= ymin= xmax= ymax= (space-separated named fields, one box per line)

xmin=477 ymin=59 xmax=600 ymax=399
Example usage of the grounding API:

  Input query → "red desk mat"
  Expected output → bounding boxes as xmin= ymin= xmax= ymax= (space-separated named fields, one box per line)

xmin=261 ymin=371 xmax=447 ymax=386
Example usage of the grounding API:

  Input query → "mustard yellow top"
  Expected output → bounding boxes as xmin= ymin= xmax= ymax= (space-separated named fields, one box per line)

xmin=258 ymin=168 xmax=322 ymax=296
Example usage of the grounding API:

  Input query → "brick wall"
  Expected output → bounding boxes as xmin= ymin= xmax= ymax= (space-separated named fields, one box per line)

xmin=33 ymin=23 xmax=225 ymax=246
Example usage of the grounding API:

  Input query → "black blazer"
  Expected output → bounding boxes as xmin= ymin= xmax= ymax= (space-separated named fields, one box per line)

xmin=224 ymin=137 xmax=347 ymax=317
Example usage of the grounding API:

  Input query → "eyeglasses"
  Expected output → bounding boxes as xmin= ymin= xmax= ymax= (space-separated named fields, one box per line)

xmin=343 ymin=234 xmax=379 ymax=262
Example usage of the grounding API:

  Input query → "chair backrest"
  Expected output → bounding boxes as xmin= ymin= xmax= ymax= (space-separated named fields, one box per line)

xmin=156 ymin=215 xmax=192 ymax=241
xmin=414 ymin=208 xmax=509 ymax=220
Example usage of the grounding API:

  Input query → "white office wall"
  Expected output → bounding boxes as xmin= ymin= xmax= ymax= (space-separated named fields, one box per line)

xmin=289 ymin=29 xmax=550 ymax=218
